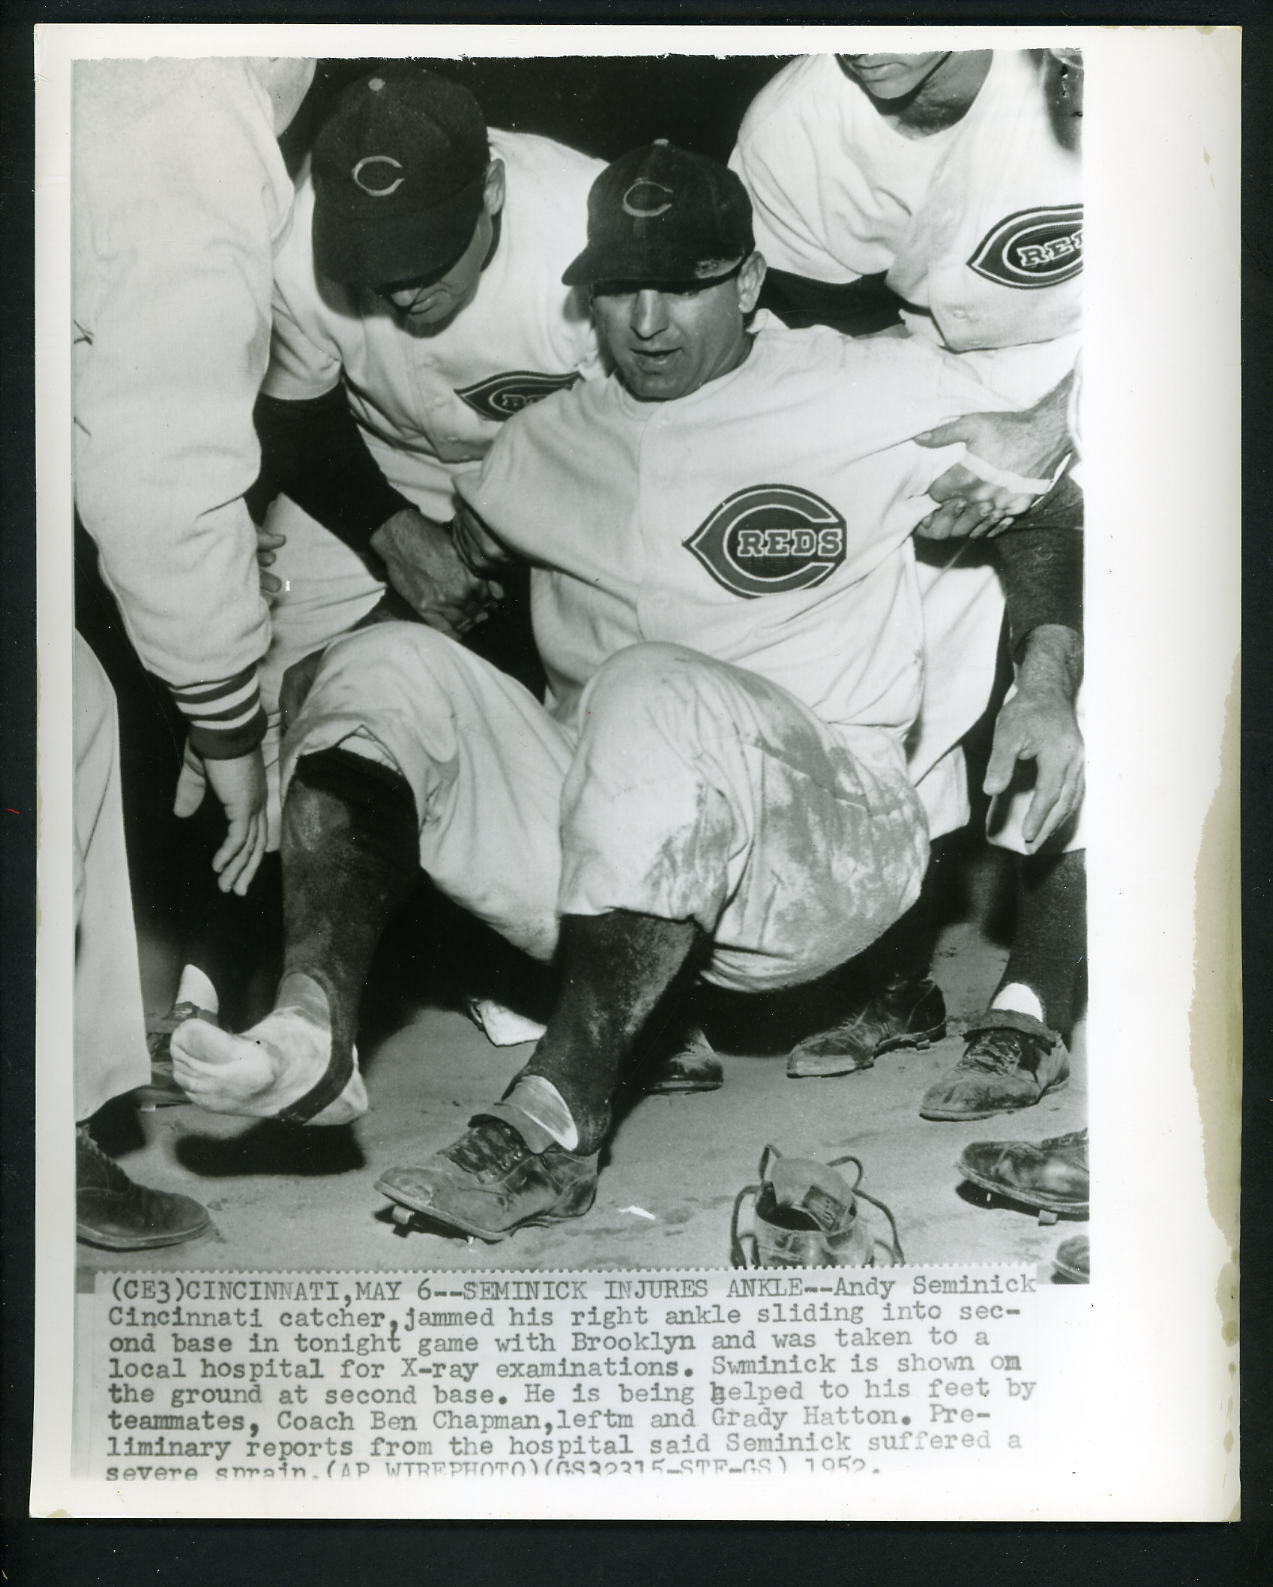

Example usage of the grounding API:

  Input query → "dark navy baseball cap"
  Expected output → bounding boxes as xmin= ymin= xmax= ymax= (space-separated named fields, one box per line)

xmin=312 ymin=67 xmax=490 ymax=288
xmin=562 ymin=141 xmax=755 ymax=289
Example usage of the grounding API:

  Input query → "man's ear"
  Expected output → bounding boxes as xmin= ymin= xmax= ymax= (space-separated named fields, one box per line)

xmin=483 ymin=158 xmax=507 ymax=218
xmin=736 ymin=250 xmax=767 ymax=314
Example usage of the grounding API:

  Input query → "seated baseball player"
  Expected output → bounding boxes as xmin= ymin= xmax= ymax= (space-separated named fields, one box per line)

xmin=169 ymin=144 xmax=1069 ymax=1238
xmin=733 ymin=49 xmax=1087 ymax=1115
xmin=147 ymin=66 xmax=605 ymax=1088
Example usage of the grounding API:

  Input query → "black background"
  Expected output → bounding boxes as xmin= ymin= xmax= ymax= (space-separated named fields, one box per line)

xmin=3 ymin=9 xmax=1270 ymax=1584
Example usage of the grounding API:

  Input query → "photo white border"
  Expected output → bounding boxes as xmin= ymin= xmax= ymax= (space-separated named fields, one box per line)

xmin=32 ymin=21 xmax=1241 ymax=1520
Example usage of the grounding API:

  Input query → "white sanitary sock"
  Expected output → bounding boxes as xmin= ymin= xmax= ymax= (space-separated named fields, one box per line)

xmin=505 ymin=1074 xmax=579 ymax=1151
xmin=990 ymin=982 xmax=1044 ymax=1023
xmin=175 ymin=964 xmax=218 ymax=1017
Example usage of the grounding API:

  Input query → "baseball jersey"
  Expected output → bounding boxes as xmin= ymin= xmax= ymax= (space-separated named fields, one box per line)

xmin=74 ymin=58 xmax=304 ymax=757
xmin=264 ymin=129 xmax=605 ymax=522
xmin=731 ymin=51 xmax=1082 ymax=359
xmin=458 ymin=316 xmax=1010 ymax=748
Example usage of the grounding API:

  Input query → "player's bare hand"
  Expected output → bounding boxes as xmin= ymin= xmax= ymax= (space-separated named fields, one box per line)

xmin=913 ymin=378 xmax=1073 ymax=540
xmin=913 ymin=457 xmax=1035 ymax=541
xmin=985 ymin=684 xmax=1084 ymax=851
xmin=370 ymin=507 xmax=497 ymax=639
xmin=256 ymin=526 xmax=287 ymax=602
xmin=174 ymin=742 xmax=268 ymax=895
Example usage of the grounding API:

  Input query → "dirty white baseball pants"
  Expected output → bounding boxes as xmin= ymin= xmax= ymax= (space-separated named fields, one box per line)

xmin=255 ymin=494 xmax=387 ymax=849
xmin=281 ymin=626 xmax=929 ymax=994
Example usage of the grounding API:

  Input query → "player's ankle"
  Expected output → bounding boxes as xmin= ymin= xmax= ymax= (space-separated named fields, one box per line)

xmin=506 ymin=1071 xmax=609 ymax=1155
xmin=275 ymin=971 xmax=333 ymax=1030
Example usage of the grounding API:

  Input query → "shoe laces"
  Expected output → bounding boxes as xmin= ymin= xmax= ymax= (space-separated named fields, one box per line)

xmin=823 ymin=996 xmax=893 ymax=1043
xmin=76 ymin=1126 xmax=135 ymax=1192
xmin=961 ymin=1027 xmax=1041 ymax=1076
xmin=447 ymin=1119 xmax=531 ymax=1177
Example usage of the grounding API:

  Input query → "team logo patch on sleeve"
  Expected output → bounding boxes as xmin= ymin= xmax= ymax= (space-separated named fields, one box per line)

xmin=684 ymin=485 xmax=847 ymax=599
xmin=967 ymin=205 xmax=1083 ymax=289
xmin=455 ymin=371 xmax=581 ymax=421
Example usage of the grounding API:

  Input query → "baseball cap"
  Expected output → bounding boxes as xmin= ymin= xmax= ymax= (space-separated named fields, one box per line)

xmin=562 ymin=141 xmax=754 ymax=289
xmin=312 ymin=67 xmax=490 ymax=288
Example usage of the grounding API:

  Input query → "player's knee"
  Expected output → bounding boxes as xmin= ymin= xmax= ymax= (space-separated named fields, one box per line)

xmin=303 ymin=622 xmax=462 ymax=723
xmin=583 ymin=642 xmax=717 ymax=730
xmin=574 ymin=645 xmax=745 ymax=809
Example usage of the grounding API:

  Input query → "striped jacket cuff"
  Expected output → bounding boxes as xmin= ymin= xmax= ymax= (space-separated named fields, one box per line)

xmin=170 ymin=664 xmax=267 ymax=760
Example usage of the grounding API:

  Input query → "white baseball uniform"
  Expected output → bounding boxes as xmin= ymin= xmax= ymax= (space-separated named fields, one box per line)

xmin=74 ymin=637 xmax=150 ymax=1119
xmin=74 ymin=58 xmax=310 ymax=765
xmin=255 ymin=128 xmax=604 ymax=838
xmin=262 ymin=131 xmax=603 ymax=661
xmin=282 ymin=319 xmax=1011 ymax=993
xmin=732 ymin=51 xmax=1084 ymax=851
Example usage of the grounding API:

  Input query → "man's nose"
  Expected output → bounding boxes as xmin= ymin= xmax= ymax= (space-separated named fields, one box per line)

xmin=631 ymin=290 xmax=670 ymax=339
xmin=387 ymin=285 xmax=425 ymax=311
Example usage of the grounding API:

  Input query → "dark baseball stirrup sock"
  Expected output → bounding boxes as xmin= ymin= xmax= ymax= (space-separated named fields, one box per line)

xmin=517 ymin=912 xmax=704 ymax=1154
xmin=173 ymin=797 xmax=283 ymax=1023
xmin=993 ymin=848 xmax=1087 ymax=1041
xmin=279 ymin=748 xmax=420 ymax=1090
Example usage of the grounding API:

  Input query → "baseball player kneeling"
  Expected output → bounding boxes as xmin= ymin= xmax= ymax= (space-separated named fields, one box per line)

xmin=169 ymin=145 xmax=1079 ymax=1240
xmin=733 ymin=48 xmax=1086 ymax=1115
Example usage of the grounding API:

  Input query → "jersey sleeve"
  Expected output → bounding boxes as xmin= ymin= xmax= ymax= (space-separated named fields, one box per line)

xmin=454 ymin=387 xmax=569 ymax=556
xmin=262 ymin=271 xmax=345 ymax=403
xmin=73 ymin=62 xmax=283 ymax=757
xmin=731 ymin=79 xmax=854 ymax=284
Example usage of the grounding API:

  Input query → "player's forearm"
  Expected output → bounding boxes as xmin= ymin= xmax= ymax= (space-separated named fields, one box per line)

xmin=1014 ymin=623 xmax=1083 ymax=703
xmin=452 ymin=499 xmax=519 ymax=577
xmin=1019 ymin=369 xmax=1076 ymax=476
xmin=254 ymin=388 xmax=413 ymax=554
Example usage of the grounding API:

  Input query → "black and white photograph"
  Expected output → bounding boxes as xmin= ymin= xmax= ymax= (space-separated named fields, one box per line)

xmin=70 ymin=44 xmax=1088 ymax=1276
xmin=32 ymin=22 xmax=1239 ymax=1521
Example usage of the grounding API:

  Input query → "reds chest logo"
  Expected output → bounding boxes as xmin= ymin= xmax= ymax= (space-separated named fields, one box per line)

xmin=967 ymin=205 xmax=1083 ymax=290
xmin=684 ymin=485 xmax=847 ymax=599
xmin=455 ymin=371 xmax=581 ymax=421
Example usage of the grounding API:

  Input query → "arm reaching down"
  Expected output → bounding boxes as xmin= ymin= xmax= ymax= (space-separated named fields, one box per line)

xmin=984 ymin=623 xmax=1084 ymax=851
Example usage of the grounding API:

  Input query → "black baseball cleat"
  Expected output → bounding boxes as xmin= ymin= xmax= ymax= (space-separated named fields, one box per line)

xmin=645 ymin=1025 xmax=724 ymax=1094
xmin=920 ymin=1009 xmax=1069 ymax=1121
xmin=957 ymin=1127 xmax=1089 ymax=1217
xmin=787 ymin=978 xmax=947 ymax=1078
xmin=76 ymin=1126 xmax=212 ymax=1250
xmin=376 ymin=1115 xmax=599 ymax=1243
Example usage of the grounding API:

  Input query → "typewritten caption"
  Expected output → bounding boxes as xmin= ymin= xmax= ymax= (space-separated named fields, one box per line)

xmin=83 ymin=1269 xmax=1040 ymax=1483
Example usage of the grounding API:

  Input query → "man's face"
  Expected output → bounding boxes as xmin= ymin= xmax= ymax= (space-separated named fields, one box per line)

xmin=835 ymin=52 xmax=951 ymax=101
xmin=591 ymin=252 xmax=765 ymax=402
xmin=377 ymin=161 xmax=504 ymax=333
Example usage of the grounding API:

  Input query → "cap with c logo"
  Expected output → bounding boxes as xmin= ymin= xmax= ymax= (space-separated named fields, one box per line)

xmin=562 ymin=140 xmax=754 ymax=289
xmin=312 ymin=67 xmax=489 ymax=288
